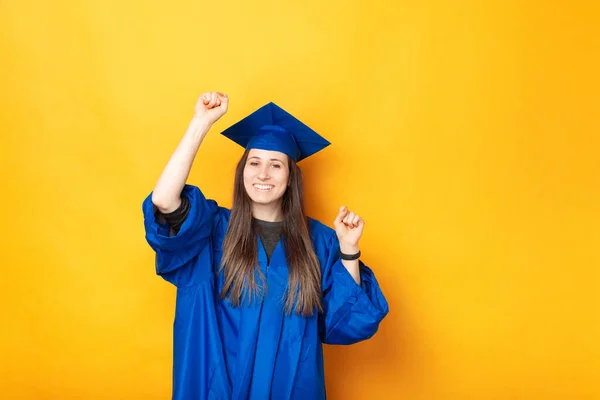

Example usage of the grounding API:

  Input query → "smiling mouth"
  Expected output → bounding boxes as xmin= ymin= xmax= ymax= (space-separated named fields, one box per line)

xmin=253 ymin=184 xmax=274 ymax=191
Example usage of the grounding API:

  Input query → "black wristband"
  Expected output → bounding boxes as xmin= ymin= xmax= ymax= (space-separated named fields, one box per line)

xmin=340 ymin=250 xmax=361 ymax=260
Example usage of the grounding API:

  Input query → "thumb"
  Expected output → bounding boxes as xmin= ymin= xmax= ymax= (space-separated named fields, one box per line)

xmin=334 ymin=206 xmax=347 ymax=227
xmin=217 ymin=92 xmax=228 ymax=104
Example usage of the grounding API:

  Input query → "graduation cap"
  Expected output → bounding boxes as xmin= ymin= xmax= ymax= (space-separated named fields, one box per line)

xmin=220 ymin=102 xmax=330 ymax=162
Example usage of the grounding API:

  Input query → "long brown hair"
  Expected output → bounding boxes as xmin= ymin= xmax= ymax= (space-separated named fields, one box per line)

xmin=219 ymin=149 xmax=323 ymax=316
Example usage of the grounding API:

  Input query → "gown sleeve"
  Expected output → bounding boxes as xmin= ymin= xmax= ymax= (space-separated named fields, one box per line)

xmin=319 ymin=232 xmax=389 ymax=345
xmin=142 ymin=184 xmax=220 ymax=287
xmin=157 ymin=194 xmax=190 ymax=235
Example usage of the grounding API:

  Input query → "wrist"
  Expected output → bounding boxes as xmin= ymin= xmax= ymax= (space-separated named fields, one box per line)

xmin=190 ymin=114 xmax=213 ymax=129
xmin=340 ymin=243 xmax=360 ymax=254
xmin=187 ymin=115 xmax=212 ymax=138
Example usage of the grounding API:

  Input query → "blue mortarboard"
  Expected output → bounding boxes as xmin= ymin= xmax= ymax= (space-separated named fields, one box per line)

xmin=220 ymin=102 xmax=330 ymax=162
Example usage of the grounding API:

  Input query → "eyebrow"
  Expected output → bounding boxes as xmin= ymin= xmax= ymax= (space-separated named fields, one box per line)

xmin=248 ymin=156 xmax=284 ymax=163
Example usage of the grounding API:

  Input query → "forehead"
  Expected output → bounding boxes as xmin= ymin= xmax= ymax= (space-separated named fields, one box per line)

xmin=247 ymin=148 xmax=288 ymax=162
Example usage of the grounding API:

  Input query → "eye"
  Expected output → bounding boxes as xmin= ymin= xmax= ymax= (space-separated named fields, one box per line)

xmin=249 ymin=161 xmax=259 ymax=166
xmin=272 ymin=164 xmax=281 ymax=169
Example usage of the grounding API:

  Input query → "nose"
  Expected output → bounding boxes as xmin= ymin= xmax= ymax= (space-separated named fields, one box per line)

xmin=257 ymin=165 xmax=270 ymax=180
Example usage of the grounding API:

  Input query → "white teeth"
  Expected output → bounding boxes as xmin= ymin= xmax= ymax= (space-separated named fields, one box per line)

xmin=254 ymin=184 xmax=274 ymax=190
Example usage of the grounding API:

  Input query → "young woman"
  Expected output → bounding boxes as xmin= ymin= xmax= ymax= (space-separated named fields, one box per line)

xmin=142 ymin=92 xmax=388 ymax=400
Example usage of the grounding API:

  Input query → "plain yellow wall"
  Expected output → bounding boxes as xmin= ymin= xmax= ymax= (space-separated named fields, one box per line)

xmin=1 ymin=0 xmax=599 ymax=398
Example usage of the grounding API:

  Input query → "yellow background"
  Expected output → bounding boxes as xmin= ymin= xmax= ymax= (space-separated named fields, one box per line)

xmin=1 ymin=0 xmax=599 ymax=398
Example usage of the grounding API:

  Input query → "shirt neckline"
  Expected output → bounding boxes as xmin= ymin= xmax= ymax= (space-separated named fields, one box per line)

xmin=253 ymin=217 xmax=283 ymax=225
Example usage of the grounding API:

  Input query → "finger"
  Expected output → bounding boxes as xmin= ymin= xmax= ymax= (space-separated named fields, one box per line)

xmin=218 ymin=92 xmax=229 ymax=107
xmin=344 ymin=212 xmax=356 ymax=226
xmin=200 ymin=93 xmax=210 ymax=105
xmin=209 ymin=92 xmax=218 ymax=108
xmin=350 ymin=213 xmax=358 ymax=228
xmin=351 ymin=214 xmax=360 ymax=228
xmin=334 ymin=206 xmax=348 ymax=227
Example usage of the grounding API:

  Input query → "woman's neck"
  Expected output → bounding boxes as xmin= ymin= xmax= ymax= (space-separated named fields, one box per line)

xmin=251 ymin=202 xmax=283 ymax=222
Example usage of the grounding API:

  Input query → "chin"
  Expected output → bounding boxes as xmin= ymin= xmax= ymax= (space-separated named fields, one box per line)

xmin=250 ymin=196 xmax=281 ymax=205
xmin=246 ymin=192 xmax=283 ymax=205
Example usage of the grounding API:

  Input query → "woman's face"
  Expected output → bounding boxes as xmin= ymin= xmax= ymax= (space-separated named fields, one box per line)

xmin=243 ymin=148 xmax=290 ymax=206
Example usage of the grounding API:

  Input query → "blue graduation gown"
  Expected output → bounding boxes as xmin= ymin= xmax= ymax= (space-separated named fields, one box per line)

xmin=142 ymin=185 xmax=389 ymax=399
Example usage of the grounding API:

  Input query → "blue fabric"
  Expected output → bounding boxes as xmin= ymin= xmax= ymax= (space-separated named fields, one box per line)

xmin=246 ymin=125 xmax=302 ymax=162
xmin=220 ymin=102 xmax=331 ymax=162
xmin=143 ymin=185 xmax=389 ymax=399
